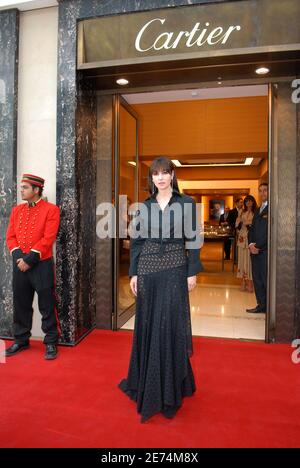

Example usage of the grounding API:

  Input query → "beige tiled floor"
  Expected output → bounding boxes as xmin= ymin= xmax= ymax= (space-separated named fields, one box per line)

xmin=120 ymin=243 xmax=266 ymax=341
xmin=121 ymin=283 xmax=266 ymax=341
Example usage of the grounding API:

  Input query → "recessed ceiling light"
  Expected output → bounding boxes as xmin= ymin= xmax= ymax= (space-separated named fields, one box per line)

xmin=191 ymin=91 xmax=198 ymax=97
xmin=170 ymin=158 xmax=255 ymax=168
xmin=255 ymin=67 xmax=270 ymax=75
xmin=128 ymin=161 xmax=136 ymax=166
xmin=116 ymin=78 xmax=129 ymax=86
xmin=245 ymin=157 xmax=254 ymax=165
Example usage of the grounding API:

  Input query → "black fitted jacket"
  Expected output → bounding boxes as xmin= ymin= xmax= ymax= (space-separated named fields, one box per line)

xmin=227 ymin=207 xmax=239 ymax=230
xmin=129 ymin=190 xmax=204 ymax=278
xmin=248 ymin=205 xmax=268 ymax=251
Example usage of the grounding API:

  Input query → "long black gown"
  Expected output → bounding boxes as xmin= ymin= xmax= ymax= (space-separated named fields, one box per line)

xmin=118 ymin=190 xmax=203 ymax=423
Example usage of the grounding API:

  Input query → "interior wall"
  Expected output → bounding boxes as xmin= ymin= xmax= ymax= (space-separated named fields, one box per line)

xmin=120 ymin=105 xmax=136 ymax=204
xmin=18 ymin=7 xmax=58 ymax=204
xmin=179 ymin=179 xmax=259 ymax=201
xmin=175 ymin=165 xmax=264 ymax=180
xmin=139 ymin=162 xmax=149 ymax=201
xmin=133 ymin=96 xmax=268 ymax=157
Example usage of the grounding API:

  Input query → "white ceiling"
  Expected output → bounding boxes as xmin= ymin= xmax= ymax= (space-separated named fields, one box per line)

xmin=0 ymin=0 xmax=57 ymax=11
xmin=123 ymin=85 xmax=268 ymax=104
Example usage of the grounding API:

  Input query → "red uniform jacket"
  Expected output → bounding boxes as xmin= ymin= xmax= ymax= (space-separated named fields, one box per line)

xmin=6 ymin=199 xmax=60 ymax=264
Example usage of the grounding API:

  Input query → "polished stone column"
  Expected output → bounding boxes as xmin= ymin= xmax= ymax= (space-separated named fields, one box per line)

xmin=0 ymin=9 xmax=19 ymax=339
xmin=56 ymin=71 xmax=97 ymax=344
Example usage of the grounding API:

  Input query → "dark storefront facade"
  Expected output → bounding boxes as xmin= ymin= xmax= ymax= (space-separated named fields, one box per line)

xmin=0 ymin=0 xmax=299 ymax=345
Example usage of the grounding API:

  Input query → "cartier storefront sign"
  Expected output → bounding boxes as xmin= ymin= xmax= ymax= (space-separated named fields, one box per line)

xmin=77 ymin=0 xmax=300 ymax=69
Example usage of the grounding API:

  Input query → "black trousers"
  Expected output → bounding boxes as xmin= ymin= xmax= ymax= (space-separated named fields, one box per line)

xmin=12 ymin=257 xmax=60 ymax=345
xmin=224 ymin=239 xmax=231 ymax=259
xmin=251 ymin=250 xmax=268 ymax=310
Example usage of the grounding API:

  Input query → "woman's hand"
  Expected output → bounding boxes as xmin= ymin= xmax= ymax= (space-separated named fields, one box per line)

xmin=130 ymin=275 xmax=138 ymax=296
xmin=187 ymin=275 xmax=197 ymax=292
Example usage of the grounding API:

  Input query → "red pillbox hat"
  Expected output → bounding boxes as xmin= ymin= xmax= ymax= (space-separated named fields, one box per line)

xmin=21 ymin=173 xmax=45 ymax=188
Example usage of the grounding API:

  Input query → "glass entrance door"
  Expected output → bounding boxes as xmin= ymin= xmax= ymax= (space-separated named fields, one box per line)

xmin=113 ymin=95 xmax=140 ymax=329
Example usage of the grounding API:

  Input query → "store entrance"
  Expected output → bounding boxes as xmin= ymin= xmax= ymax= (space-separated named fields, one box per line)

xmin=111 ymin=83 xmax=273 ymax=341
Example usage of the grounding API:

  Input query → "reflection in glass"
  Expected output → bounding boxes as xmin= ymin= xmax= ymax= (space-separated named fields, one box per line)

xmin=118 ymin=104 xmax=138 ymax=316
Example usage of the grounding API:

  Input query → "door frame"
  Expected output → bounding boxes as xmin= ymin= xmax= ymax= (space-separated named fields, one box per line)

xmin=110 ymin=80 xmax=277 ymax=342
xmin=112 ymin=94 xmax=140 ymax=330
xmin=266 ymin=83 xmax=278 ymax=343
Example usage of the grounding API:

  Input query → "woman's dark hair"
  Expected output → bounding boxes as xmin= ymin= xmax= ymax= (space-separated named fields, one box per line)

xmin=148 ymin=157 xmax=180 ymax=196
xmin=243 ymin=195 xmax=257 ymax=213
xmin=235 ymin=197 xmax=243 ymax=204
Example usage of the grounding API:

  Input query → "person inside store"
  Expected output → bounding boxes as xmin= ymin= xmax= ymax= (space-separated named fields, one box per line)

xmin=227 ymin=197 xmax=244 ymax=230
xmin=236 ymin=195 xmax=257 ymax=292
xmin=227 ymin=197 xmax=244 ymax=263
xmin=219 ymin=206 xmax=232 ymax=260
xmin=5 ymin=174 xmax=61 ymax=360
xmin=246 ymin=183 xmax=268 ymax=314
xmin=118 ymin=157 xmax=203 ymax=423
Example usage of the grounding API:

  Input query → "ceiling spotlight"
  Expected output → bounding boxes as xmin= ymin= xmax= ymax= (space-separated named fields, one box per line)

xmin=255 ymin=67 xmax=270 ymax=75
xmin=116 ymin=78 xmax=129 ymax=86
xmin=191 ymin=90 xmax=198 ymax=97
xmin=169 ymin=157 xmax=255 ymax=168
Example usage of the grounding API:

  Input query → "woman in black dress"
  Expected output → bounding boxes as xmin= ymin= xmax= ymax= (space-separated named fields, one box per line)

xmin=118 ymin=157 xmax=203 ymax=423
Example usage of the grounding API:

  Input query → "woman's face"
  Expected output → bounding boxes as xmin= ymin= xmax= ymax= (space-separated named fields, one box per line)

xmin=152 ymin=169 xmax=173 ymax=191
xmin=245 ymin=198 xmax=253 ymax=208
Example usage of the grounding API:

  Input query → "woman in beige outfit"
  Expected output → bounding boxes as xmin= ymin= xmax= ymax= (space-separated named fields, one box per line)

xmin=236 ymin=195 xmax=257 ymax=292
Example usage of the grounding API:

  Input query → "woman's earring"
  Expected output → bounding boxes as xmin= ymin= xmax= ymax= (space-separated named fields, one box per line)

xmin=152 ymin=181 xmax=155 ymax=194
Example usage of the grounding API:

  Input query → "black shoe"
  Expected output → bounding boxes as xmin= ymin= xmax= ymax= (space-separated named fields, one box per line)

xmin=5 ymin=342 xmax=30 ymax=357
xmin=45 ymin=344 xmax=58 ymax=360
xmin=246 ymin=306 xmax=266 ymax=314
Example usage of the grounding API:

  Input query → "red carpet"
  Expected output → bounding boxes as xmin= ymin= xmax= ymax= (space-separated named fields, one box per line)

xmin=1 ymin=330 xmax=300 ymax=448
